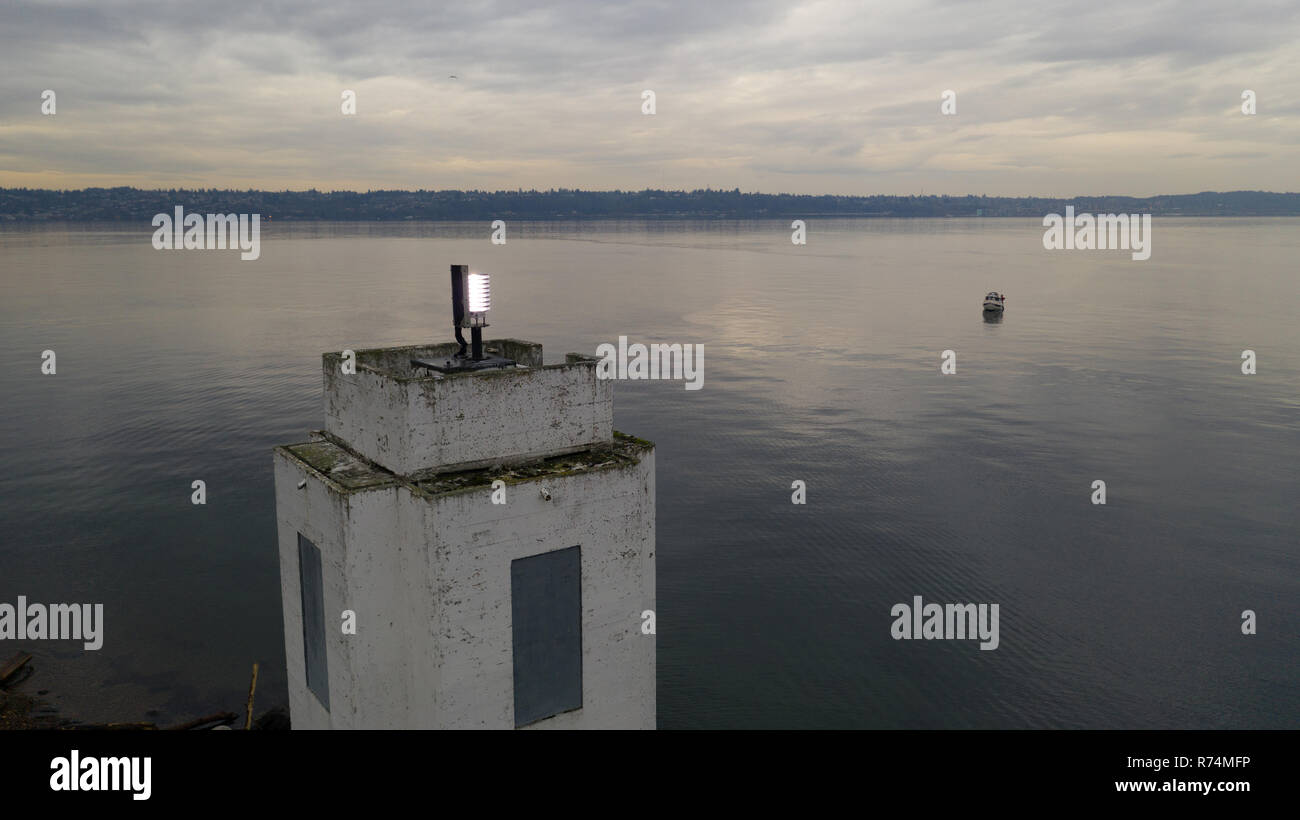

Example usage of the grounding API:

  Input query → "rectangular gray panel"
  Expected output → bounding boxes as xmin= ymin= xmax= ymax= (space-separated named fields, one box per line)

xmin=511 ymin=545 xmax=582 ymax=727
xmin=297 ymin=533 xmax=329 ymax=711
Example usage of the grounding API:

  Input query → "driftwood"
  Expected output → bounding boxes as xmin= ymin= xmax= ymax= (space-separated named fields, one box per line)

xmin=3 ymin=652 xmax=266 ymax=730
xmin=62 ymin=710 xmax=239 ymax=731
xmin=245 ymin=663 xmax=259 ymax=730
xmin=0 ymin=652 xmax=32 ymax=688
xmin=63 ymin=722 xmax=159 ymax=730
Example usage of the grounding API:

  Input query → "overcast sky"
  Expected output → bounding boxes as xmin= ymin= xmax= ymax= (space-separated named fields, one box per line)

xmin=2 ymin=0 xmax=1297 ymax=195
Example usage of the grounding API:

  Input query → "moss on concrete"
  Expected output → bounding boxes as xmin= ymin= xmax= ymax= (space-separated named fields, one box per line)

xmin=284 ymin=441 xmax=398 ymax=492
xmin=280 ymin=429 xmax=652 ymax=500
xmin=414 ymin=433 xmax=652 ymax=497
xmin=613 ymin=430 xmax=655 ymax=448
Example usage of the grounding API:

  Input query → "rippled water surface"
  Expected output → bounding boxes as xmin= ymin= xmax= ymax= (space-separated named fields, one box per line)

xmin=1 ymin=218 xmax=1296 ymax=728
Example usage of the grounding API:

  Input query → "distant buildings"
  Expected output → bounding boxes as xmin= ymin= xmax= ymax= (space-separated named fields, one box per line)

xmin=1 ymin=187 xmax=1296 ymax=221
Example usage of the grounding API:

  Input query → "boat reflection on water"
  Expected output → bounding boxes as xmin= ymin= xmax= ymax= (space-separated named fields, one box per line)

xmin=983 ymin=310 xmax=1003 ymax=324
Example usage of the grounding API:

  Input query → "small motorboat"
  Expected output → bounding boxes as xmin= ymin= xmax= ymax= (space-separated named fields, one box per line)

xmin=982 ymin=292 xmax=1005 ymax=312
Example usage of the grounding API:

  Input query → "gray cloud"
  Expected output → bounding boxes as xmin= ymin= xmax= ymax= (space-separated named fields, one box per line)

xmin=1 ymin=0 xmax=1297 ymax=194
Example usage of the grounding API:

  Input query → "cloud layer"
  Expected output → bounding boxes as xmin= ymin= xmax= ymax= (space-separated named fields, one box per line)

xmin=2 ymin=0 xmax=1297 ymax=195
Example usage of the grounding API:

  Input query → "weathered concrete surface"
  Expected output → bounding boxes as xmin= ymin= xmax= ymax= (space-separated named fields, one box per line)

xmin=420 ymin=443 xmax=654 ymax=729
xmin=275 ymin=340 xmax=655 ymax=730
xmin=274 ymin=436 xmax=654 ymax=729
xmin=323 ymin=340 xmax=612 ymax=475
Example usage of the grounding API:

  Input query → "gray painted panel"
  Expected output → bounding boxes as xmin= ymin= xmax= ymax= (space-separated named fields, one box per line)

xmin=298 ymin=533 xmax=330 ymax=711
xmin=511 ymin=545 xmax=582 ymax=727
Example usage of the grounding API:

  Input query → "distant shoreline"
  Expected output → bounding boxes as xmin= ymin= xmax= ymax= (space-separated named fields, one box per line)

xmin=2 ymin=188 xmax=1299 ymax=220
xmin=5 ymin=215 xmax=1299 ymax=226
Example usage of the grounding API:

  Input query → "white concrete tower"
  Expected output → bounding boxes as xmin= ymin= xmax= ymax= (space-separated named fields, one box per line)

xmin=272 ymin=336 xmax=655 ymax=729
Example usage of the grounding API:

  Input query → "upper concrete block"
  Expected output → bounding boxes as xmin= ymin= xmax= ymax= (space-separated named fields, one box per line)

xmin=323 ymin=340 xmax=613 ymax=476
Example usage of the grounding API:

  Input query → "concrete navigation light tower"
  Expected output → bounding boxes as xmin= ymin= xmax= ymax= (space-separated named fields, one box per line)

xmin=272 ymin=264 xmax=656 ymax=729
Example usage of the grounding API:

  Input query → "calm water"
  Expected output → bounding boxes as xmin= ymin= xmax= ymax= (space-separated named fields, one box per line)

xmin=1 ymin=218 xmax=1297 ymax=728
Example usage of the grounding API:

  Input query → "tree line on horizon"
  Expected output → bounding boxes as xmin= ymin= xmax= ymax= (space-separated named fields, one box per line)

xmin=1 ymin=187 xmax=1297 ymax=220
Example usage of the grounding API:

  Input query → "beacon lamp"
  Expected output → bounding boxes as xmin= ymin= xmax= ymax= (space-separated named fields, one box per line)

xmin=410 ymin=264 xmax=515 ymax=373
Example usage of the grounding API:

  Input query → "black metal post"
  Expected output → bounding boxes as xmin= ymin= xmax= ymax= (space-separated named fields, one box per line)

xmin=450 ymin=264 xmax=469 ymax=358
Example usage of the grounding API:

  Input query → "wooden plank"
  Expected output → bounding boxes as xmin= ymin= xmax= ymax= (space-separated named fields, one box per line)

xmin=0 ymin=652 xmax=32 ymax=687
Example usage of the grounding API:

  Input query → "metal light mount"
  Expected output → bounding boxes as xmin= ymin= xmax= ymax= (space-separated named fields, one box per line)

xmin=410 ymin=264 xmax=516 ymax=374
xmin=452 ymin=264 xmax=490 ymax=355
